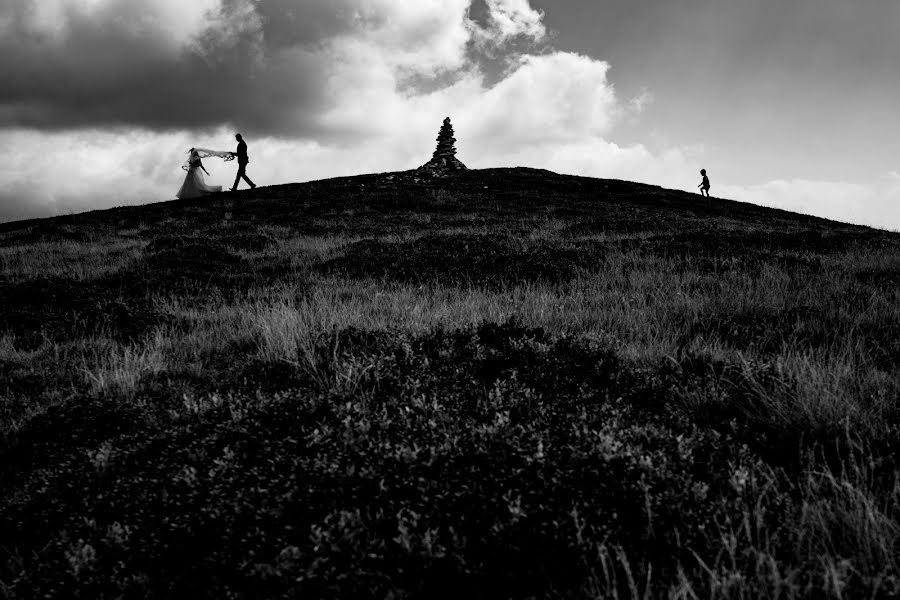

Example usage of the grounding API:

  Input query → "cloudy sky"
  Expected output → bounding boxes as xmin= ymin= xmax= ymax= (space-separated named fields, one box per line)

xmin=1 ymin=0 xmax=899 ymax=228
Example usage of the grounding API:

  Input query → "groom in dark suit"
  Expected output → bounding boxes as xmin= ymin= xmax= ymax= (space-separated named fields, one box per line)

xmin=231 ymin=133 xmax=256 ymax=191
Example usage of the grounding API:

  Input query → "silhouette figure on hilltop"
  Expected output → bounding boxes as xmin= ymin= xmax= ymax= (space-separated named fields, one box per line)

xmin=230 ymin=133 xmax=257 ymax=192
xmin=698 ymin=169 xmax=711 ymax=197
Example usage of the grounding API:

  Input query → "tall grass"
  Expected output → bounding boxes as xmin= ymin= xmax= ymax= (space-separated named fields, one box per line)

xmin=0 ymin=239 xmax=145 ymax=281
xmin=38 ymin=237 xmax=871 ymax=439
xmin=5 ymin=231 xmax=899 ymax=438
xmin=81 ymin=331 xmax=168 ymax=396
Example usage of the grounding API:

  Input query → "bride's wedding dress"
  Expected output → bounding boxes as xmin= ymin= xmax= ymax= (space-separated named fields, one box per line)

xmin=175 ymin=148 xmax=233 ymax=200
xmin=176 ymin=165 xmax=221 ymax=199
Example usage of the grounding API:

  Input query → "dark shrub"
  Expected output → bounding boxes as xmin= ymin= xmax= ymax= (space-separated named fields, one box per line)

xmin=0 ymin=276 xmax=167 ymax=343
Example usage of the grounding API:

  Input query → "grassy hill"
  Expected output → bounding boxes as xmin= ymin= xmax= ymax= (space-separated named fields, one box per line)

xmin=2 ymin=168 xmax=900 ymax=598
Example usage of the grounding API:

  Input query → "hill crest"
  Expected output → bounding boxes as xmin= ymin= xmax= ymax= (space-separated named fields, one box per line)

xmin=0 ymin=167 xmax=882 ymax=240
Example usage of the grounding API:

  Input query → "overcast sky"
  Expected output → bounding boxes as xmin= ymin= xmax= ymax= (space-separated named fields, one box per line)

xmin=1 ymin=0 xmax=899 ymax=228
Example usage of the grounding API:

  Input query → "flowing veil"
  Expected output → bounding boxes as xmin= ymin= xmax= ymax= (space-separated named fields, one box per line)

xmin=182 ymin=148 xmax=235 ymax=171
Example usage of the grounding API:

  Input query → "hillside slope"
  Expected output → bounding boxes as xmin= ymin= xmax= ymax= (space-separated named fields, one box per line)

xmin=2 ymin=168 xmax=900 ymax=599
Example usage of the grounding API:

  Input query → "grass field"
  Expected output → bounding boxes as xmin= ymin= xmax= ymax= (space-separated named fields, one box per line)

xmin=2 ymin=168 xmax=900 ymax=598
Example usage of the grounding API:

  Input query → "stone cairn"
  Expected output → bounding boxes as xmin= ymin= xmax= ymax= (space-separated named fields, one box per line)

xmin=418 ymin=117 xmax=468 ymax=173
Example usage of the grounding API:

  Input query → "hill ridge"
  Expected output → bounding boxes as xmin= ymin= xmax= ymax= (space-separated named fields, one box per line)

xmin=0 ymin=167 xmax=881 ymax=234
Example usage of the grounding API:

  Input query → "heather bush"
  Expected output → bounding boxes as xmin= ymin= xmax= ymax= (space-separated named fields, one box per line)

xmin=1 ymin=321 xmax=897 ymax=598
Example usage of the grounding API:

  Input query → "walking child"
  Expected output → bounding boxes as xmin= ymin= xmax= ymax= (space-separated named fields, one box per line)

xmin=698 ymin=169 xmax=710 ymax=197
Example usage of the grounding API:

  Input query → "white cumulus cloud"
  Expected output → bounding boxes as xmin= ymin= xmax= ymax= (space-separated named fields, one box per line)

xmin=5 ymin=0 xmax=885 ymax=231
xmin=474 ymin=0 xmax=546 ymax=45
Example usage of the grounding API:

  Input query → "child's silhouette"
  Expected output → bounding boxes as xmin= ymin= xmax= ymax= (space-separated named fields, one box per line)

xmin=698 ymin=169 xmax=711 ymax=197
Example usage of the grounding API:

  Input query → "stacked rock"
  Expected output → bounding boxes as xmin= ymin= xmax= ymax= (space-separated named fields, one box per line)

xmin=418 ymin=117 xmax=468 ymax=173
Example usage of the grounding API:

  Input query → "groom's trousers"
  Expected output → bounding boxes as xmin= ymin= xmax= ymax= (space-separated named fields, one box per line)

xmin=232 ymin=162 xmax=256 ymax=190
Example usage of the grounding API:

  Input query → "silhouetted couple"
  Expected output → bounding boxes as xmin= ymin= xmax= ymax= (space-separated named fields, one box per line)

xmin=175 ymin=133 xmax=255 ymax=200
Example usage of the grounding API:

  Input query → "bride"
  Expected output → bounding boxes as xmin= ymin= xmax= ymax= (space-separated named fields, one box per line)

xmin=176 ymin=148 xmax=233 ymax=199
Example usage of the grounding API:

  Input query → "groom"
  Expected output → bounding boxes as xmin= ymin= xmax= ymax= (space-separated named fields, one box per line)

xmin=230 ymin=133 xmax=256 ymax=191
